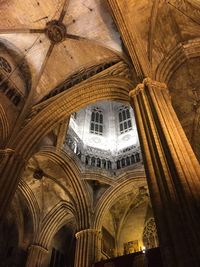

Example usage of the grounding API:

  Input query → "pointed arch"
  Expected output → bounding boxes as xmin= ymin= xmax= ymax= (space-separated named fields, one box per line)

xmin=93 ymin=175 xmax=146 ymax=230
xmin=155 ymin=38 xmax=200 ymax=83
xmin=36 ymin=147 xmax=91 ymax=230
xmin=37 ymin=200 xmax=75 ymax=249
xmin=18 ymin=180 xmax=40 ymax=240
xmin=11 ymin=76 xmax=133 ymax=158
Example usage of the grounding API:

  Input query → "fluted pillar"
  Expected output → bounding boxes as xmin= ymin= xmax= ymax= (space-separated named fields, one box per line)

xmin=129 ymin=78 xmax=200 ymax=267
xmin=0 ymin=148 xmax=26 ymax=220
xmin=74 ymin=229 xmax=101 ymax=267
xmin=26 ymin=244 xmax=48 ymax=267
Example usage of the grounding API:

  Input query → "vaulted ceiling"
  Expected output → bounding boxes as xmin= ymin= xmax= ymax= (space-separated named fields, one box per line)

xmin=107 ymin=0 xmax=200 ymax=160
xmin=0 ymin=0 xmax=123 ymax=102
xmin=1 ymin=1 xmax=199 ymax=261
xmin=1 ymin=0 xmax=199 ymax=159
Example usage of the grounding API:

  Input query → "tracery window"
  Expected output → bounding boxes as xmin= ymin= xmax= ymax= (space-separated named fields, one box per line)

xmin=0 ymin=57 xmax=12 ymax=73
xmin=143 ymin=218 xmax=158 ymax=249
xmin=90 ymin=107 xmax=103 ymax=135
xmin=118 ymin=106 xmax=132 ymax=134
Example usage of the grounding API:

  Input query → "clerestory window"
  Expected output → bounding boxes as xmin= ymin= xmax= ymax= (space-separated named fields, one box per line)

xmin=119 ymin=106 xmax=132 ymax=134
xmin=90 ymin=107 xmax=103 ymax=135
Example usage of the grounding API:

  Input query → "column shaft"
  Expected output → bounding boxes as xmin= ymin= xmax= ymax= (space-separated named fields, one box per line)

xmin=0 ymin=149 xmax=26 ymax=220
xmin=74 ymin=229 xmax=101 ymax=267
xmin=130 ymin=78 xmax=200 ymax=267
xmin=26 ymin=244 xmax=48 ymax=267
xmin=56 ymin=117 xmax=70 ymax=149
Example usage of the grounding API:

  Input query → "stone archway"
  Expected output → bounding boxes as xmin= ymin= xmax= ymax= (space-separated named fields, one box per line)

xmin=0 ymin=72 xmax=133 ymax=220
xmin=93 ymin=175 xmax=148 ymax=258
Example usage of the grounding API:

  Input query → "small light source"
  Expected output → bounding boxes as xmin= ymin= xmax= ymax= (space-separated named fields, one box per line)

xmin=142 ymin=246 xmax=146 ymax=253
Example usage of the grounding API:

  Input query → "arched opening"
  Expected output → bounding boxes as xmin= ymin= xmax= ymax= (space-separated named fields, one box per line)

xmin=47 ymin=224 xmax=76 ymax=267
xmin=64 ymin=100 xmax=142 ymax=174
xmin=99 ymin=185 xmax=154 ymax=260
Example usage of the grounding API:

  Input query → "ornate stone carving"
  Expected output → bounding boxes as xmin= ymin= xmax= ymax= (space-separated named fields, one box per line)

xmin=105 ymin=61 xmax=132 ymax=79
xmin=0 ymin=148 xmax=15 ymax=160
xmin=45 ymin=20 xmax=66 ymax=43
xmin=65 ymin=121 xmax=142 ymax=172
xmin=75 ymin=228 xmax=100 ymax=238
xmin=24 ymin=60 xmax=131 ymax=126
xmin=143 ymin=218 xmax=158 ymax=249
xmin=41 ymin=60 xmax=119 ymax=102
xmin=129 ymin=84 xmax=144 ymax=98
xmin=143 ymin=78 xmax=168 ymax=92
xmin=33 ymin=168 xmax=44 ymax=180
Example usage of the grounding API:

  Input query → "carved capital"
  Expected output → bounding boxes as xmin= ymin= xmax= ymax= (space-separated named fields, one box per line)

xmin=0 ymin=148 xmax=27 ymax=165
xmin=75 ymin=228 xmax=100 ymax=239
xmin=143 ymin=77 xmax=167 ymax=91
xmin=0 ymin=148 xmax=15 ymax=156
xmin=28 ymin=244 xmax=48 ymax=254
xmin=0 ymin=148 xmax=15 ymax=163
xmin=129 ymin=83 xmax=144 ymax=98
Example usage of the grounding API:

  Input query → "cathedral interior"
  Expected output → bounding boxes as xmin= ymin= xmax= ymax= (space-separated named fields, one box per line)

xmin=0 ymin=1 xmax=200 ymax=267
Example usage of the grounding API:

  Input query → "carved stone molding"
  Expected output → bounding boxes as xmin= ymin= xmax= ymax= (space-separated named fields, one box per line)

xmin=28 ymin=244 xmax=48 ymax=254
xmin=129 ymin=84 xmax=144 ymax=98
xmin=129 ymin=78 xmax=167 ymax=99
xmin=0 ymin=148 xmax=14 ymax=160
xmin=22 ymin=72 xmax=133 ymax=133
xmin=74 ymin=228 xmax=101 ymax=267
xmin=143 ymin=78 xmax=167 ymax=90
xmin=40 ymin=60 xmax=130 ymax=103
xmin=75 ymin=228 xmax=100 ymax=239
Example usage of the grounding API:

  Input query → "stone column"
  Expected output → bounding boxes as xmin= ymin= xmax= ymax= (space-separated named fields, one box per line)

xmin=88 ymin=157 xmax=92 ymax=166
xmin=56 ymin=117 xmax=70 ymax=150
xmin=74 ymin=229 xmax=101 ymax=267
xmin=81 ymin=154 xmax=86 ymax=164
xmin=94 ymin=158 xmax=97 ymax=167
xmin=139 ymin=150 xmax=143 ymax=163
xmin=26 ymin=244 xmax=48 ymax=267
xmin=100 ymin=159 xmax=104 ymax=169
xmin=112 ymin=161 xmax=117 ymax=170
xmin=0 ymin=149 xmax=26 ymax=221
xmin=105 ymin=161 xmax=108 ymax=170
xmin=129 ymin=78 xmax=200 ymax=267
